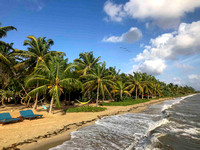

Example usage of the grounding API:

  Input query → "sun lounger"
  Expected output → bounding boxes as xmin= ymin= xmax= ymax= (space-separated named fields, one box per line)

xmin=19 ymin=110 xmax=43 ymax=119
xmin=0 ymin=113 xmax=20 ymax=124
xmin=42 ymin=105 xmax=50 ymax=110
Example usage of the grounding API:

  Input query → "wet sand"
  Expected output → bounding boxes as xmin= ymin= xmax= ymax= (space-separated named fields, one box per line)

xmin=0 ymin=98 xmax=173 ymax=150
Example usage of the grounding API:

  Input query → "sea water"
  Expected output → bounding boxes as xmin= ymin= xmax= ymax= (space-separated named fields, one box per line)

xmin=50 ymin=94 xmax=200 ymax=150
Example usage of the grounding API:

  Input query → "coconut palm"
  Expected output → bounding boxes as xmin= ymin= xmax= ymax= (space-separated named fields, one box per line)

xmin=0 ymin=44 xmax=27 ymax=96
xmin=81 ymin=63 xmax=114 ymax=106
xmin=107 ymin=66 xmax=120 ymax=81
xmin=126 ymin=72 xmax=143 ymax=99
xmin=111 ymin=81 xmax=131 ymax=101
xmin=14 ymin=36 xmax=64 ymax=109
xmin=141 ymin=73 xmax=153 ymax=99
xmin=0 ymin=22 xmax=17 ymax=48
xmin=74 ymin=51 xmax=101 ymax=75
xmin=152 ymin=81 xmax=163 ymax=98
xmin=0 ymin=43 xmax=14 ymax=68
xmin=25 ymin=56 xmax=82 ymax=113
xmin=14 ymin=36 xmax=64 ymax=70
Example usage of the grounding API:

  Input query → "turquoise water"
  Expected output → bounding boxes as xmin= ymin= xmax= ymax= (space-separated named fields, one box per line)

xmin=50 ymin=94 xmax=200 ymax=150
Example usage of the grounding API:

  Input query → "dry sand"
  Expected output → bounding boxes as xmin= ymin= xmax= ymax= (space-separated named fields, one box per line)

xmin=0 ymin=98 xmax=172 ymax=150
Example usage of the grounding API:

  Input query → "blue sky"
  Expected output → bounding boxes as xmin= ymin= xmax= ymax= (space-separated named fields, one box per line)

xmin=1 ymin=0 xmax=200 ymax=90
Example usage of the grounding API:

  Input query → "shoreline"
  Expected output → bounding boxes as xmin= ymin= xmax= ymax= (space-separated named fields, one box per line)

xmin=1 ymin=97 xmax=175 ymax=150
xmin=16 ymin=97 xmax=173 ymax=150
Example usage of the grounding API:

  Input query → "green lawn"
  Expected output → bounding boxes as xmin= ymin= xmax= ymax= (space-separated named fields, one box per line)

xmin=101 ymin=98 xmax=149 ymax=106
xmin=66 ymin=106 xmax=107 ymax=112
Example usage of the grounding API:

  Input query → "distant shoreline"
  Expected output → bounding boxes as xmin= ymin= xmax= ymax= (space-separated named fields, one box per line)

xmin=13 ymin=97 xmax=174 ymax=150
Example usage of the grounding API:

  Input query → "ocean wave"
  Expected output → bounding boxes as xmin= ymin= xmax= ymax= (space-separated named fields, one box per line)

xmin=161 ymin=94 xmax=195 ymax=112
xmin=50 ymin=94 xmax=198 ymax=150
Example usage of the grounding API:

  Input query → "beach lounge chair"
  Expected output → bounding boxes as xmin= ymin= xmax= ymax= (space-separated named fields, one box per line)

xmin=0 ymin=112 xmax=20 ymax=125
xmin=42 ymin=105 xmax=50 ymax=111
xmin=19 ymin=110 xmax=43 ymax=119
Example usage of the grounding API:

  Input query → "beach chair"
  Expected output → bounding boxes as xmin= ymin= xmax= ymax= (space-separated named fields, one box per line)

xmin=42 ymin=105 xmax=50 ymax=111
xmin=19 ymin=110 xmax=43 ymax=119
xmin=0 ymin=112 xmax=20 ymax=125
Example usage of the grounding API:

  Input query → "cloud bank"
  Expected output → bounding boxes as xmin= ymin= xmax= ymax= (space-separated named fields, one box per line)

xmin=104 ymin=0 xmax=200 ymax=28
xmin=102 ymin=27 xmax=142 ymax=43
xmin=132 ymin=20 xmax=200 ymax=75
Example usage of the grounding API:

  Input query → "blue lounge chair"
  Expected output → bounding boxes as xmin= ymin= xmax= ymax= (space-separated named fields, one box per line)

xmin=19 ymin=110 xmax=43 ymax=119
xmin=0 ymin=113 xmax=20 ymax=124
xmin=42 ymin=105 xmax=50 ymax=110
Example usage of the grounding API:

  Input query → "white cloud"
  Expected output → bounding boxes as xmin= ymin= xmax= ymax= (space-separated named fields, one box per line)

xmin=104 ymin=0 xmax=200 ymax=28
xmin=132 ymin=20 xmax=200 ymax=75
xmin=188 ymin=74 xmax=200 ymax=90
xmin=137 ymin=59 xmax=166 ymax=75
xmin=103 ymin=1 xmax=125 ymax=22
xmin=102 ymin=27 xmax=142 ymax=43
xmin=135 ymin=21 xmax=200 ymax=61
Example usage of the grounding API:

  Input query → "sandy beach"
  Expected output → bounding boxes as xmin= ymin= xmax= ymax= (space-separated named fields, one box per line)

xmin=0 ymin=98 xmax=173 ymax=150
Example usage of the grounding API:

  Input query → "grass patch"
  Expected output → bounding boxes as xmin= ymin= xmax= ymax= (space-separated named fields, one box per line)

xmin=66 ymin=106 xmax=107 ymax=112
xmin=101 ymin=98 xmax=149 ymax=106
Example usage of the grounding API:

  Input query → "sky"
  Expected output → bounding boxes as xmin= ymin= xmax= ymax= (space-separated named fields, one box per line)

xmin=1 ymin=0 xmax=200 ymax=90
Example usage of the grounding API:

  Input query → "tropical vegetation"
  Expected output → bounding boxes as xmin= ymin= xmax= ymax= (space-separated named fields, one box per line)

xmin=0 ymin=23 xmax=197 ymax=113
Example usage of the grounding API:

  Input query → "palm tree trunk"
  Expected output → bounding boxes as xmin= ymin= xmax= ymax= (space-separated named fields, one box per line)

xmin=120 ymin=90 xmax=123 ymax=101
xmin=68 ymin=91 xmax=71 ymax=105
xmin=142 ymin=91 xmax=144 ymax=99
xmin=33 ymin=82 xmax=39 ymax=109
xmin=135 ymin=87 xmax=138 ymax=99
xmin=148 ymin=93 xmax=149 ymax=99
xmin=33 ymin=93 xmax=38 ymax=109
xmin=27 ymin=97 xmax=31 ymax=107
xmin=96 ymin=81 xmax=100 ymax=106
xmin=2 ymin=98 xmax=5 ymax=106
xmin=49 ymin=97 xmax=54 ymax=113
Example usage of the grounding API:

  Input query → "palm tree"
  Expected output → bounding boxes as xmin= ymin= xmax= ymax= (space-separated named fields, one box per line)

xmin=141 ymin=73 xmax=153 ymax=99
xmin=111 ymin=81 xmax=131 ymax=101
xmin=15 ymin=36 xmax=64 ymax=69
xmin=0 ymin=44 xmax=28 ymax=97
xmin=14 ymin=36 xmax=64 ymax=109
xmin=0 ymin=22 xmax=17 ymax=48
xmin=126 ymin=72 xmax=143 ymax=99
xmin=74 ymin=51 xmax=101 ymax=75
xmin=152 ymin=81 xmax=163 ymax=98
xmin=0 ymin=43 xmax=14 ymax=68
xmin=25 ymin=56 xmax=82 ymax=113
xmin=107 ymin=66 xmax=121 ymax=81
xmin=81 ymin=63 xmax=114 ymax=106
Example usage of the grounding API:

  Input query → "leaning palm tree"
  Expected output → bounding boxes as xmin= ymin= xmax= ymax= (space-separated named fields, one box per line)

xmin=81 ymin=63 xmax=114 ymax=106
xmin=74 ymin=51 xmax=101 ymax=75
xmin=111 ymin=81 xmax=131 ymax=101
xmin=14 ymin=36 xmax=64 ymax=109
xmin=25 ymin=56 xmax=82 ymax=113
xmin=0 ymin=22 xmax=17 ymax=48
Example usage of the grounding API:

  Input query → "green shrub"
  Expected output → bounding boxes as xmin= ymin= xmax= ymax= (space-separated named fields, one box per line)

xmin=101 ymin=98 xmax=149 ymax=106
xmin=66 ymin=106 xmax=106 ymax=112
